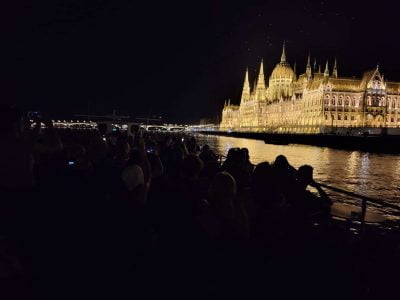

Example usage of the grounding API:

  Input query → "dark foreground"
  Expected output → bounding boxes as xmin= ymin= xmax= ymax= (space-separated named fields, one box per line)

xmin=1 ymin=111 xmax=400 ymax=299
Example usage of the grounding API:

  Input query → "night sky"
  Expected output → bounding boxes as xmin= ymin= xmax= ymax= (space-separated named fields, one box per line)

xmin=3 ymin=0 xmax=400 ymax=123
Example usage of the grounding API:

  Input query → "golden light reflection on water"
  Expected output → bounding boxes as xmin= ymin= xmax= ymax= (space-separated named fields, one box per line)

xmin=194 ymin=134 xmax=400 ymax=205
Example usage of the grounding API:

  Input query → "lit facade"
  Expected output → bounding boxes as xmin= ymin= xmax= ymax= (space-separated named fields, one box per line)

xmin=220 ymin=44 xmax=400 ymax=133
xmin=220 ymin=99 xmax=240 ymax=129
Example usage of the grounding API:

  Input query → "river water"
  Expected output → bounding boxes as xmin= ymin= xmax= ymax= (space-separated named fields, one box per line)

xmin=193 ymin=134 xmax=400 ymax=213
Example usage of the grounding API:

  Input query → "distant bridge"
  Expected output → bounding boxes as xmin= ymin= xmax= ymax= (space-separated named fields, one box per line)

xmin=37 ymin=120 xmax=188 ymax=133
xmin=33 ymin=119 xmax=221 ymax=133
xmin=187 ymin=124 xmax=220 ymax=131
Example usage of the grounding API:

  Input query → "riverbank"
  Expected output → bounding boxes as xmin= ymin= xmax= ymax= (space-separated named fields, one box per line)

xmin=198 ymin=131 xmax=400 ymax=153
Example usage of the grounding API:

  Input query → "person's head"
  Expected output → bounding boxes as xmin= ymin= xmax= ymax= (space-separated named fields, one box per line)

xmin=0 ymin=106 xmax=24 ymax=138
xmin=209 ymin=171 xmax=237 ymax=217
xmin=274 ymin=155 xmax=289 ymax=169
xmin=182 ymin=154 xmax=204 ymax=179
xmin=252 ymin=162 xmax=272 ymax=183
xmin=226 ymin=148 xmax=245 ymax=166
xmin=297 ymin=165 xmax=314 ymax=189
xmin=226 ymin=148 xmax=238 ymax=160
xmin=186 ymin=137 xmax=198 ymax=153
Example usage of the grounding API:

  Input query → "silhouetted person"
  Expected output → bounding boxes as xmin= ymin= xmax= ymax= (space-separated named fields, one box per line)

xmin=199 ymin=144 xmax=219 ymax=178
xmin=251 ymin=162 xmax=289 ymax=238
xmin=241 ymin=147 xmax=254 ymax=173
xmin=273 ymin=155 xmax=296 ymax=176
xmin=294 ymin=165 xmax=331 ymax=218
xmin=272 ymin=155 xmax=297 ymax=200
xmin=186 ymin=136 xmax=200 ymax=154
xmin=222 ymin=148 xmax=252 ymax=191
xmin=199 ymin=144 xmax=217 ymax=163
xmin=198 ymin=171 xmax=249 ymax=243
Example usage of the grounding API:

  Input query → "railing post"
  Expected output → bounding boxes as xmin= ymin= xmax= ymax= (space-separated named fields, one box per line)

xmin=360 ymin=198 xmax=367 ymax=235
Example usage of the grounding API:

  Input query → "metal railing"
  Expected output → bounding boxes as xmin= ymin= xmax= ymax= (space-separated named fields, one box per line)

xmin=318 ymin=182 xmax=400 ymax=233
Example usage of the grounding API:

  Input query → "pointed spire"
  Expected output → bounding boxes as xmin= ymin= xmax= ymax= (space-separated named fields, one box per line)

xmin=293 ymin=61 xmax=297 ymax=76
xmin=318 ymin=64 xmax=321 ymax=73
xmin=313 ymin=58 xmax=317 ymax=72
xmin=332 ymin=58 xmax=338 ymax=78
xmin=259 ymin=59 xmax=264 ymax=75
xmin=280 ymin=41 xmax=286 ymax=64
xmin=306 ymin=53 xmax=312 ymax=77
xmin=224 ymin=100 xmax=227 ymax=107
xmin=324 ymin=60 xmax=329 ymax=76
xmin=228 ymin=98 xmax=231 ymax=106
xmin=243 ymin=67 xmax=250 ymax=92
xmin=241 ymin=67 xmax=251 ymax=101
xmin=256 ymin=60 xmax=266 ymax=90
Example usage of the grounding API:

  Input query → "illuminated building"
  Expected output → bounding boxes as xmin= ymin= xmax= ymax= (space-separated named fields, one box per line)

xmin=220 ymin=99 xmax=240 ymax=129
xmin=220 ymin=43 xmax=400 ymax=133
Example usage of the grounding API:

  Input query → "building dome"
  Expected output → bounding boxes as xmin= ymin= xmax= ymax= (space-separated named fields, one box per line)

xmin=270 ymin=63 xmax=295 ymax=80
xmin=267 ymin=43 xmax=294 ymax=101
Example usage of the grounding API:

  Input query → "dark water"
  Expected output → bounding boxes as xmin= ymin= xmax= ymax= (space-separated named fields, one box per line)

xmin=194 ymin=134 xmax=400 ymax=214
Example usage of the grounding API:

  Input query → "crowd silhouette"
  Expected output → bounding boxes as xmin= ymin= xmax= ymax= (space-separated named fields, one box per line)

xmin=0 ymin=106 xmax=399 ymax=299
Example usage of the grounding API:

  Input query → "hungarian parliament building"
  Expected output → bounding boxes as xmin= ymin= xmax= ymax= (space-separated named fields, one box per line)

xmin=220 ymin=44 xmax=400 ymax=134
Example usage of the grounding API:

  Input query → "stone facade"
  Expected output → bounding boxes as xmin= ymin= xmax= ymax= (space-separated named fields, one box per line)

xmin=220 ymin=44 xmax=400 ymax=133
xmin=220 ymin=99 xmax=240 ymax=129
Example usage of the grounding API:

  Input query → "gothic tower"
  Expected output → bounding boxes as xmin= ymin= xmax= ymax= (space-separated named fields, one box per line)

xmin=240 ymin=68 xmax=251 ymax=102
xmin=332 ymin=58 xmax=338 ymax=78
xmin=306 ymin=53 xmax=312 ymax=78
